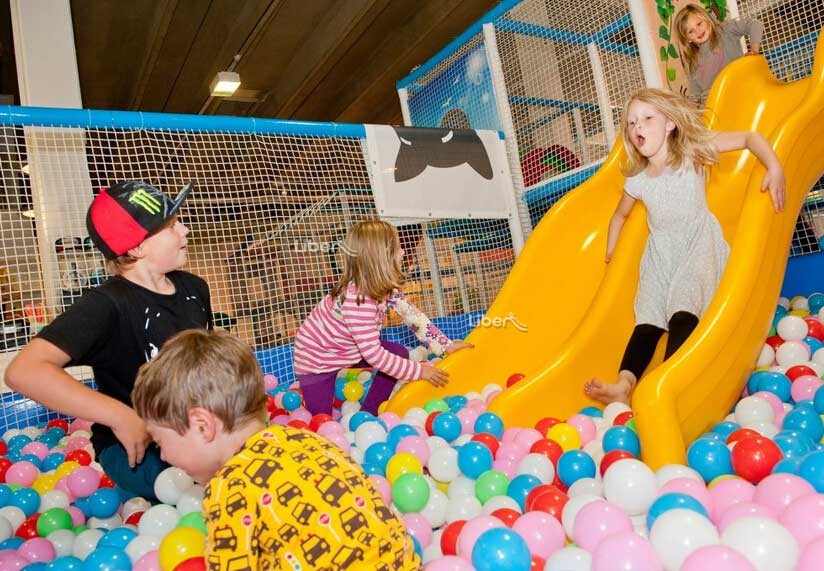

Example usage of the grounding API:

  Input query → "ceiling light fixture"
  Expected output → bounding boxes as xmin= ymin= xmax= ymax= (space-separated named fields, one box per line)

xmin=210 ymin=71 xmax=241 ymax=97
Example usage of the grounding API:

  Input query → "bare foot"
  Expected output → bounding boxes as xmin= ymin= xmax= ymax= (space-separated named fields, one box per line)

xmin=584 ymin=377 xmax=632 ymax=405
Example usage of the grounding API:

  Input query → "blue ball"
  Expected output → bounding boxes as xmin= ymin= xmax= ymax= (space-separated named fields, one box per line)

xmin=646 ymin=492 xmax=709 ymax=529
xmin=42 ymin=453 xmax=66 ymax=472
xmin=799 ymin=450 xmax=824 ymax=492
xmin=46 ymin=557 xmax=83 ymax=571
xmin=11 ymin=488 xmax=40 ymax=517
xmin=98 ymin=527 xmax=138 ymax=550
xmin=411 ymin=535 xmax=422 ymax=557
xmin=814 ymin=385 xmax=824 ymax=415
xmin=432 ymin=413 xmax=462 ymax=443
xmin=687 ymin=437 xmax=733 ymax=482
xmin=772 ymin=457 xmax=803 ymax=475
xmin=775 ymin=305 xmax=788 ymax=317
xmin=711 ymin=421 xmax=740 ymax=440
xmin=280 ymin=390 xmax=302 ymax=412
xmin=579 ymin=406 xmax=603 ymax=418
xmin=755 ymin=373 xmax=792 ymax=403
xmin=472 ymin=528 xmax=531 ymax=571
xmin=81 ymin=547 xmax=131 ymax=571
xmin=506 ymin=474 xmax=541 ymax=511
xmin=0 ymin=537 xmax=23 ymax=550
xmin=445 ymin=395 xmax=468 ymax=412
xmin=602 ymin=426 xmax=641 ymax=457
xmin=334 ymin=378 xmax=348 ymax=401
xmin=474 ymin=413 xmax=504 ymax=439
xmin=774 ymin=430 xmax=814 ymax=459
xmin=348 ymin=411 xmax=376 ymax=432
xmin=363 ymin=442 xmax=393 ymax=473
xmin=19 ymin=455 xmax=43 ymax=470
xmin=360 ymin=463 xmax=383 ymax=476
xmin=73 ymin=496 xmax=93 ymax=518
xmin=0 ymin=484 xmax=11 ymax=508
xmin=783 ymin=407 xmax=824 ymax=442
xmin=804 ymin=336 xmax=823 ymax=355
xmin=24 ymin=564 xmax=48 ymax=571
xmin=7 ymin=435 xmax=31 ymax=449
xmin=457 ymin=442 xmax=493 ymax=479
xmin=386 ymin=425 xmax=419 ymax=450
xmin=557 ymin=450 xmax=596 ymax=487
xmin=808 ymin=293 xmax=824 ymax=315
xmin=747 ymin=371 xmax=788 ymax=397
xmin=89 ymin=488 xmax=121 ymax=519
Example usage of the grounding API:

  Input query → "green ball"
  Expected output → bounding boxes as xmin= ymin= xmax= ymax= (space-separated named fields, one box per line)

xmin=768 ymin=325 xmax=776 ymax=337
xmin=37 ymin=507 xmax=73 ymax=536
xmin=72 ymin=524 xmax=88 ymax=535
xmin=6 ymin=484 xmax=20 ymax=492
xmin=392 ymin=473 xmax=430 ymax=513
xmin=625 ymin=418 xmax=637 ymax=433
xmin=177 ymin=510 xmax=207 ymax=534
xmin=423 ymin=399 xmax=449 ymax=414
xmin=475 ymin=469 xmax=509 ymax=504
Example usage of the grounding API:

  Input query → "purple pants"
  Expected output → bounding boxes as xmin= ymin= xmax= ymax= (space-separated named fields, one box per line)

xmin=298 ymin=340 xmax=408 ymax=415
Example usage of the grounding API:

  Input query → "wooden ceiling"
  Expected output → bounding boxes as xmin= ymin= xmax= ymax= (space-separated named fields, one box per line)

xmin=61 ymin=0 xmax=497 ymax=126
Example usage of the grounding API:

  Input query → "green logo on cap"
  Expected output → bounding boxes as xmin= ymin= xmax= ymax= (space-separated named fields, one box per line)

xmin=128 ymin=188 xmax=162 ymax=215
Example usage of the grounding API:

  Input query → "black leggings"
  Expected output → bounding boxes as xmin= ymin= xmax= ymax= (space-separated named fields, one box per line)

xmin=619 ymin=311 xmax=699 ymax=380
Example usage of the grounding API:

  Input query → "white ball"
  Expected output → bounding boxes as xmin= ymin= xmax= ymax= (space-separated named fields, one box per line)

xmin=339 ymin=414 xmax=354 ymax=430
xmin=743 ymin=421 xmax=779 ymax=439
xmin=125 ymin=533 xmax=161 ymax=563
xmin=445 ymin=495 xmax=482 ymax=523
xmin=735 ymin=396 xmax=774 ymax=425
xmin=421 ymin=534 xmax=443 ymax=564
xmin=176 ymin=484 xmax=204 ymax=516
xmin=770 ymin=365 xmax=788 ymax=374
xmin=349 ymin=447 xmax=364 ymax=464
xmin=47 ymin=528 xmax=75 ymax=557
xmin=813 ymin=347 xmax=824 ymax=367
xmin=465 ymin=392 xmax=482 ymax=402
xmin=426 ymin=436 xmax=449 ymax=454
xmin=721 ymin=516 xmax=799 ymax=571
xmin=22 ymin=426 xmax=42 ymax=440
xmin=0 ymin=516 xmax=11 ymax=542
xmin=87 ymin=514 xmax=122 ymax=530
xmin=2 ymin=429 xmax=21 ymax=443
xmin=756 ymin=344 xmax=775 ymax=367
xmin=656 ymin=464 xmax=703 ymax=488
xmin=72 ymin=528 xmax=104 ymax=559
xmin=545 ymin=546 xmax=592 ymax=571
xmin=481 ymin=383 xmax=503 ymax=398
xmin=790 ymin=296 xmax=809 ymax=311
xmin=39 ymin=490 xmax=70 ymax=512
xmin=650 ymin=509 xmax=719 ymax=570
xmin=603 ymin=459 xmax=658 ymax=515
xmin=453 ymin=435 xmax=472 ymax=447
xmin=138 ymin=504 xmax=180 ymax=536
xmin=807 ymin=361 xmax=824 ymax=376
xmin=778 ymin=297 xmax=790 ymax=310
xmin=481 ymin=495 xmax=521 ymax=514
xmin=428 ymin=447 xmax=460 ymax=483
xmin=517 ymin=453 xmax=555 ymax=484
xmin=567 ymin=477 xmax=603 ymax=498
xmin=777 ymin=315 xmax=808 ymax=341
xmin=603 ymin=402 xmax=632 ymax=425
xmin=776 ymin=341 xmax=811 ymax=367
xmin=403 ymin=407 xmax=428 ymax=426
xmin=121 ymin=497 xmax=151 ymax=521
xmin=583 ymin=439 xmax=605 ymax=468
xmin=154 ymin=467 xmax=194 ymax=505
xmin=562 ymin=493 xmax=601 ymax=538
xmin=341 ymin=401 xmax=361 ymax=416
xmin=355 ymin=422 xmax=387 ymax=449
xmin=420 ymin=489 xmax=448 ymax=528
xmin=0 ymin=506 xmax=25 ymax=529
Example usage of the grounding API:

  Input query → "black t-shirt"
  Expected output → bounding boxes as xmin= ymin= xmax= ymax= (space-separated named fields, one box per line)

xmin=37 ymin=271 xmax=212 ymax=453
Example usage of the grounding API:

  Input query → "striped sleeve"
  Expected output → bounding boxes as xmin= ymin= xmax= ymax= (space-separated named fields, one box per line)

xmin=340 ymin=291 xmax=423 ymax=381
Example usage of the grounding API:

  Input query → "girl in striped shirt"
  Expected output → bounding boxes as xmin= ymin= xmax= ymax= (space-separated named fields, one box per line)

xmin=294 ymin=220 xmax=472 ymax=415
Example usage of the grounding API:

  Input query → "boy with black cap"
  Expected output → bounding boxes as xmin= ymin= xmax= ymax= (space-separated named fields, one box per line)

xmin=5 ymin=181 xmax=212 ymax=501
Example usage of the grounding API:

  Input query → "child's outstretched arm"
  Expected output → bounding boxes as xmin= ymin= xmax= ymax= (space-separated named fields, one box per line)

xmin=713 ymin=131 xmax=785 ymax=211
xmin=606 ymin=193 xmax=636 ymax=263
xmin=726 ymin=16 xmax=764 ymax=54
xmin=387 ymin=290 xmax=474 ymax=357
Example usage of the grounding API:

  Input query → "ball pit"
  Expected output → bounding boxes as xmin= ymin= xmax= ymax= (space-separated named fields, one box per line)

xmin=0 ymin=295 xmax=822 ymax=569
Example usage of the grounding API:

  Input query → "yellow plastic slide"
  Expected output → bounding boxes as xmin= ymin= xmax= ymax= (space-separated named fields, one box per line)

xmin=387 ymin=30 xmax=824 ymax=469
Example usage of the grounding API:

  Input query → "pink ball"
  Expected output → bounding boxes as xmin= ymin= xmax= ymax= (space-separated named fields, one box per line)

xmin=270 ymin=415 xmax=288 ymax=426
xmin=66 ymin=465 xmax=101 ymax=498
xmin=496 ymin=442 xmax=524 ymax=463
xmin=791 ymin=375 xmax=824 ymax=402
xmin=369 ymin=475 xmax=392 ymax=505
xmin=317 ymin=421 xmax=344 ymax=439
xmin=424 ymin=556 xmax=474 ymax=571
xmin=289 ymin=408 xmax=312 ymax=424
xmin=511 ymin=511 xmax=565 ymax=559
xmin=658 ymin=477 xmax=712 ymax=515
xmin=457 ymin=515 xmax=505 ymax=558
xmin=591 ymin=530 xmax=663 ymax=571
xmin=485 ymin=391 xmax=501 ymax=404
xmin=18 ymin=537 xmax=55 ymax=562
xmin=752 ymin=391 xmax=784 ymax=415
xmin=68 ymin=419 xmax=93 ymax=434
xmin=754 ymin=473 xmax=816 ymax=514
xmin=66 ymin=505 xmax=86 ymax=527
xmin=775 ymin=408 xmax=789 ymax=428
xmin=396 ymin=436 xmax=430 ymax=466
xmin=325 ymin=433 xmax=350 ymax=453
xmin=501 ymin=428 xmax=522 ymax=444
xmin=263 ymin=374 xmax=278 ymax=392
xmin=5 ymin=461 xmax=39 ymax=487
xmin=709 ymin=478 xmax=755 ymax=522
xmin=571 ymin=500 xmax=633 ymax=551
xmin=133 ymin=551 xmax=161 ymax=571
xmin=378 ymin=412 xmax=400 ymax=431
xmin=797 ymin=536 xmax=824 ymax=571
xmin=456 ymin=409 xmax=479 ymax=435
xmin=514 ymin=428 xmax=543 ymax=450
xmin=716 ymin=501 xmax=776 ymax=532
xmin=332 ymin=409 xmax=342 ymax=421
xmin=65 ymin=436 xmax=91 ymax=453
xmin=680 ymin=545 xmax=755 ymax=571
xmin=403 ymin=513 xmax=433 ymax=549
xmin=567 ymin=414 xmax=597 ymax=446
xmin=54 ymin=478 xmax=76 ymax=502
xmin=779 ymin=493 xmax=824 ymax=548
xmin=0 ymin=553 xmax=30 ymax=570
xmin=492 ymin=457 xmax=517 ymax=479
xmin=466 ymin=399 xmax=485 ymax=411
xmin=20 ymin=442 xmax=49 ymax=461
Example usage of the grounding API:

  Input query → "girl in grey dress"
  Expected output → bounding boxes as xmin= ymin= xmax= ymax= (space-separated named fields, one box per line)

xmin=584 ymin=88 xmax=785 ymax=406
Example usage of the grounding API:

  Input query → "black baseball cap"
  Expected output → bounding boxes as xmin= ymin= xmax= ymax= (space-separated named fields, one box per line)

xmin=86 ymin=181 xmax=192 ymax=260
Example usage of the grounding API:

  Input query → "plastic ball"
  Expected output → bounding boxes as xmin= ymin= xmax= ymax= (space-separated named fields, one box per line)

xmin=649 ymin=508 xmax=720 ymax=570
xmin=36 ymin=508 xmax=72 ymax=537
xmin=392 ymin=473 xmax=430 ymax=513
xmin=474 ymin=413 xmax=504 ymax=439
xmin=687 ymin=437 xmax=733 ymax=482
xmin=731 ymin=437 xmax=783 ymax=483
xmin=18 ymin=536 xmax=56 ymax=562
xmin=557 ymin=450 xmax=596 ymax=487
xmin=546 ymin=424 xmax=580 ymax=452
xmin=432 ymin=413 xmax=462 ymax=443
xmin=475 ymin=470 xmax=509 ymax=504
xmin=138 ymin=505 xmax=180 ymax=537
xmin=602 ymin=459 xmax=657 ymax=516
xmin=65 ymin=467 xmax=100 ymax=499
xmin=424 ymin=399 xmax=450 ymax=414
xmin=471 ymin=528 xmax=531 ymax=571
xmin=721 ymin=516 xmax=799 ymax=570
xmin=81 ymin=546 xmax=132 ymax=571
xmin=158 ymin=526 xmax=205 ymax=571
xmin=571 ymin=500 xmax=633 ymax=552
xmin=88 ymin=488 xmax=120 ymax=519
xmin=154 ymin=468 xmax=194 ymax=506
xmin=524 ymin=485 xmax=568 ymax=521
xmin=458 ymin=442 xmax=493 ymax=479
xmin=386 ymin=453 xmax=423 ymax=485
xmin=11 ymin=488 xmax=40 ymax=517
xmin=6 ymin=461 xmax=39 ymax=488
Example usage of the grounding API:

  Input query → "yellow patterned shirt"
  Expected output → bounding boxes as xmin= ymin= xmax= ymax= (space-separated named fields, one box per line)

xmin=203 ymin=426 xmax=421 ymax=571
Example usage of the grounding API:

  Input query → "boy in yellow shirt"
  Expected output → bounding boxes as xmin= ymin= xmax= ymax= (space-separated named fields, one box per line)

xmin=132 ymin=329 xmax=420 ymax=570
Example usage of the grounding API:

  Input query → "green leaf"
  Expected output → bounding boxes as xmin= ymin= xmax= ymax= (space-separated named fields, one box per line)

xmin=714 ymin=0 xmax=728 ymax=20
xmin=657 ymin=6 xmax=668 ymax=21
xmin=659 ymin=25 xmax=670 ymax=41
xmin=660 ymin=46 xmax=669 ymax=61
xmin=667 ymin=67 xmax=677 ymax=82
xmin=668 ymin=44 xmax=679 ymax=59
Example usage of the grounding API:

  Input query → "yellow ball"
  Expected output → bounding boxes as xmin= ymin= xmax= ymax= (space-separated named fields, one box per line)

xmin=436 ymin=479 xmax=449 ymax=494
xmin=386 ymin=452 xmax=422 ymax=485
xmin=342 ymin=381 xmax=364 ymax=402
xmin=158 ymin=526 xmax=205 ymax=571
xmin=789 ymin=309 xmax=810 ymax=317
xmin=378 ymin=401 xmax=388 ymax=415
xmin=32 ymin=474 xmax=57 ymax=495
xmin=54 ymin=461 xmax=80 ymax=479
xmin=547 ymin=423 xmax=581 ymax=452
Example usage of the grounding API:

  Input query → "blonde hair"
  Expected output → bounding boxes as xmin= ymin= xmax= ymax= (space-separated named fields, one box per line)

xmin=132 ymin=329 xmax=267 ymax=434
xmin=674 ymin=4 xmax=722 ymax=74
xmin=620 ymin=88 xmax=718 ymax=177
xmin=330 ymin=220 xmax=403 ymax=304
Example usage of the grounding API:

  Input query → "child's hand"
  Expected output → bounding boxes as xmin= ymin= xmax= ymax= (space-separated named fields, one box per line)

xmin=761 ymin=165 xmax=786 ymax=212
xmin=112 ymin=409 xmax=151 ymax=468
xmin=445 ymin=340 xmax=474 ymax=355
xmin=421 ymin=364 xmax=448 ymax=387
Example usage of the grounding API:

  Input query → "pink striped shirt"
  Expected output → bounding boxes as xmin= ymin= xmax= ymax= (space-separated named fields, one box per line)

xmin=293 ymin=284 xmax=448 ymax=380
